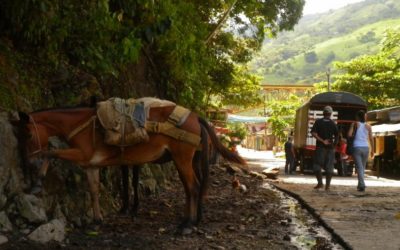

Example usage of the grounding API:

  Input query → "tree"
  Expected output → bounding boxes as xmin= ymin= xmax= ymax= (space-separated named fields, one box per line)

xmin=0 ymin=0 xmax=305 ymax=110
xmin=265 ymin=94 xmax=304 ymax=143
xmin=332 ymin=29 xmax=400 ymax=109
xmin=304 ymin=51 xmax=318 ymax=64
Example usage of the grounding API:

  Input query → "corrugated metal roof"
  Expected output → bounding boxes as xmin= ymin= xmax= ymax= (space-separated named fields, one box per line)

xmin=372 ymin=123 xmax=400 ymax=136
xmin=227 ymin=114 xmax=268 ymax=123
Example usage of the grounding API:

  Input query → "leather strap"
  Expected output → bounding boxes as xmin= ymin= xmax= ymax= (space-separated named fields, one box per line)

xmin=145 ymin=121 xmax=201 ymax=146
xmin=167 ymin=105 xmax=191 ymax=126
xmin=67 ymin=115 xmax=97 ymax=141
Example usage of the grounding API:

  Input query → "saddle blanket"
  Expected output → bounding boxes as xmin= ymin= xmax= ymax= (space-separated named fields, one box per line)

xmin=97 ymin=97 xmax=150 ymax=146
xmin=96 ymin=97 xmax=194 ymax=146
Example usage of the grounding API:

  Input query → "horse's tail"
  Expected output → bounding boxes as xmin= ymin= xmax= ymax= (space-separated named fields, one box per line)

xmin=198 ymin=117 xmax=247 ymax=166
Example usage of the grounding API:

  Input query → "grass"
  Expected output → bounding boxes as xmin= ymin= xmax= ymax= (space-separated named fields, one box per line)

xmin=262 ymin=18 xmax=400 ymax=84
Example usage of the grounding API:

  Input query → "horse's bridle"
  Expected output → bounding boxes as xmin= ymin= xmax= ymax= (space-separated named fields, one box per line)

xmin=28 ymin=115 xmax=43 ymax=156
xmin=27 ymin=115 xmax=97 ymax=157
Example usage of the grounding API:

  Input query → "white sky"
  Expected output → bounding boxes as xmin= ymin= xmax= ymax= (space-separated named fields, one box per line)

xmin=303 ymin=0 xmax=366 ymax=15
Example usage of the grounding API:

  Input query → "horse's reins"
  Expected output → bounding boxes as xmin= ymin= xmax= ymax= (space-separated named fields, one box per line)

xmin=28 ymin=115 xmax=97 ymax=157
xmin=66 ymin=115 xmax=97 ymax=145
xmin=29 ymin=115 xmax=43 ymax=156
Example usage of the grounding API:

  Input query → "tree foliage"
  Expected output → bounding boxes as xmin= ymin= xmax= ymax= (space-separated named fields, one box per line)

xmin=332 ymin=29 xmax=400 ymax=109
xmin=251 ymin=0 xmax=400 ymax=85
xmin=0 ymin=0 xmax=304 ymax=110
xmin=266 ymin=94 xmax=304 ymax=143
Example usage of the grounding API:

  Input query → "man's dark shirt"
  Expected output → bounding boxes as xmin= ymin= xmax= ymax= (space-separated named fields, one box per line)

xmin=284 ymin=141 xmax=294 ymax=159
xmin=311 ymin=118 xmax=338 ymax=148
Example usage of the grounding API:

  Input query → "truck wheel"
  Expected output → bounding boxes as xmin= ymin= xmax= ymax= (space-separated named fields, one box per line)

xmin=300 ymin=155 xmax=305 ymax=173
xmin=336 ymin=162 xmax=344 ymax=176
xmin=346 ymin=163 xmax=354 ymax=176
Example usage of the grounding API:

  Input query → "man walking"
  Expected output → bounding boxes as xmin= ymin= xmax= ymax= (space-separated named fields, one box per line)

xmin=284 ymin=136 xmax=296 ymax=174
xmin=311 ymin=106 xmax=338 ymax=190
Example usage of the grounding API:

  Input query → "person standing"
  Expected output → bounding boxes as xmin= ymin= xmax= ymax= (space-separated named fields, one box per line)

xmin=335 ymin=136 xmax=349 ymax=176
xmin=311 ymin=106 xmax=338 ymax=190
xmin=284 ymin=136 xmax=296 ymax=174
xmin=347 ymin=110 xmax=374 ymax=192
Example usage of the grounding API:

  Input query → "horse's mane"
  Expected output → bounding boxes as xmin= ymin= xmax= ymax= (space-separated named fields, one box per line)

xmin=30 ymin=106 xmax=94 ymax=114
xmin=31 ymin=95 xmax=100 ymax=114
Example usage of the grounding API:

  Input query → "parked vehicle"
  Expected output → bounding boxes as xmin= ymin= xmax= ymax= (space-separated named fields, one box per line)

xmin=293 ymin=91 xmax=367 ymax=175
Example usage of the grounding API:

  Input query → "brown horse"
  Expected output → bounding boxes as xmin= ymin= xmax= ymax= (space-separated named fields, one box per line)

xmin=15 ymin=101 xmax=246 ymax=232
xmin=119 ymin=123 xmax=210 ymax=218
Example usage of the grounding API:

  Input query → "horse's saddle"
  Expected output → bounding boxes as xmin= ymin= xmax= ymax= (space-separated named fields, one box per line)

xmin=97 ymin=97 xmax=149 ymax=146
xmin=97 ymin=97 xmax=200 ymax=147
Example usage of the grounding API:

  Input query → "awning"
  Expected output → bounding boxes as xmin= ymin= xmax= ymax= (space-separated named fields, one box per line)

xmin=227 ymin=114 xmax=268 ymax=123
xmin=371 ymin=123 xmax=400 ymax=136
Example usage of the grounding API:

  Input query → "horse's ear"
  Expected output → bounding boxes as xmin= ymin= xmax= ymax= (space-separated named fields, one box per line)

xmin=89 ymin=95 xmax=98 ymax=107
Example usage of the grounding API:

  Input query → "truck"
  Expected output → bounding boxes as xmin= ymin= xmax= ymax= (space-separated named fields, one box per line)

xmin=293 ymin=91 xmax=367 ymax=175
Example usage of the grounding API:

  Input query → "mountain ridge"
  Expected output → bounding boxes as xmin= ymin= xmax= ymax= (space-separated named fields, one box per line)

xmin=251 ymin=0 xmax=400 ymax=85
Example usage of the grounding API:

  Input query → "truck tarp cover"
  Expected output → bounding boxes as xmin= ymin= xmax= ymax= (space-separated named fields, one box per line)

xmin=309 ymin=91 xmax=366 ymax=106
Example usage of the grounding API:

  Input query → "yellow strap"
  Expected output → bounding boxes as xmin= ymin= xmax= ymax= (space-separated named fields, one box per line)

xmin=145 ymin=121 xmax=201 ymax=146
xmin=168 ymin=105 xmax=191 ymax=126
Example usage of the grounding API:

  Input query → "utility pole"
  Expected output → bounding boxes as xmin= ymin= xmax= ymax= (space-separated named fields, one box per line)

xmin=326 ymin=67 xmax=331 ymax=91
xmin=263 ymin=94 xmax=266 ymax=116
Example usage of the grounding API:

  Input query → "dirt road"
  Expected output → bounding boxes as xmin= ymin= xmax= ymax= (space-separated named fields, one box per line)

xmin=4 ymin=163 xmax=332 ymax=250
xmin=274 ymin=175 xmax=400 ymax=250
xmin=4 ymin=147 xmax=341 ymax=250
xmin=238 ymin=146 xmax=400 ymax=250
xmin=7 ymin=146 xmax=398 ymax=250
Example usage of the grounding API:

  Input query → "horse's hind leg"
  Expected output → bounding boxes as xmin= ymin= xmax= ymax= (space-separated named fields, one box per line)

xmin=192 ymin=151 xmax=203 ymax=223
xmin=119 ymin=165 xmax=140 ymax=218
xmin=172 ymin=151 xmax=199 ymax=234
xmin=195 ymin=124 xmax=210 ymax=223
xmin=86 ymin=168 xmax=103 ymax=224
xmin=119 ymin=165 xmax=130 ymax=215
xmin=132 ymin=165 xmax=141 ymax=217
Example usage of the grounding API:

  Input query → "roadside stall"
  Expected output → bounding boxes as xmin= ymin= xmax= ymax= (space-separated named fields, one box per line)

xmin=227 ymin=114 xmax=271 ymax=150
xmin=368 ymin=106 xmax=400 ymax=176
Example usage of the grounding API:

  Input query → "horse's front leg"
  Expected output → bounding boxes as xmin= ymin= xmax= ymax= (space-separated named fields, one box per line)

xmin=30 ymin=158 xmax=50 ymax=194
xmin=86 ymin=168 xmax=103 ymax=224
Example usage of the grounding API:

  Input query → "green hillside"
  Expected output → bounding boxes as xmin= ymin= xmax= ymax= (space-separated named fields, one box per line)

xmin=251 ymin=0 xmax=400 ymax=85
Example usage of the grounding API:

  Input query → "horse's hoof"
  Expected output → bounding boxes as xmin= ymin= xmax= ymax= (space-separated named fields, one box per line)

xmin=93 ymin=218 xmax=103 ymax=225
xmin=181 ymin=227 xmax=193 ymax=235
xmin=30 ymin=186 xmax=42 ymax=195
xmin=130 ymin=213 xmax=138 ymax=221
xmin=87 ymin=219 xmax=103 ymax=232
xmin=177 ymin=222 xmax=194 ymax=235
xmin=119 ymin=207 xmax=130 ymax=216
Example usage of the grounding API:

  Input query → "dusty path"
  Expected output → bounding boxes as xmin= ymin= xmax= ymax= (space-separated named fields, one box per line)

xmin=5 ymin=145 xmax=369 ymax=250
xmin=238 ymin=146 xmax=400 ymax=250
xmin=3 ymin=163 xmax=303 ymax=250
xmin=274 ymin=178 xmax=400 ymax=250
